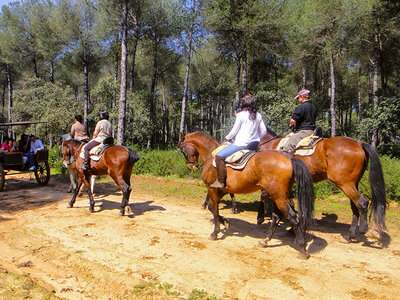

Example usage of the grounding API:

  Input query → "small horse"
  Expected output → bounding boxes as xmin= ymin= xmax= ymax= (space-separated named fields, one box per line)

xmin=178 ymin=132 xmax=315 ymax=257
xmin=61 ymin=139 xmax=139 ymax=215
xmin=259 ymin=129 xmax=386 ymax=239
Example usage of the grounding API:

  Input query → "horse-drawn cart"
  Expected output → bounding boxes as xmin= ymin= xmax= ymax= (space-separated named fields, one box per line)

xmin=0 ymin=121 xmax=50 ymax=191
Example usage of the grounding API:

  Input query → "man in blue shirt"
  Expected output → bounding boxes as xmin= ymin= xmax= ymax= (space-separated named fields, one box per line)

xmin=27 ymin=135 xmax=44 ymax=171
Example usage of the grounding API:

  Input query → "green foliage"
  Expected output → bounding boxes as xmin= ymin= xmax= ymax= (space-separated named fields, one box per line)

xmin=12 ymin=77 xmax=80 ymax=143
xmin=132 ymin=149 xmax=199 ymax=178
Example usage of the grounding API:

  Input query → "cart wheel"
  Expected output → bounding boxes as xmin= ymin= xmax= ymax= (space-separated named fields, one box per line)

xmin=0 ymin=163 xmax=4 ymax=191
xmin=34 ymin=161 xmax=50 ymax=186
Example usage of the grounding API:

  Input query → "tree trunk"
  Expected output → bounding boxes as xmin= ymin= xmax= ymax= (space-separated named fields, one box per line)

xmin=33 ymin=56 xmax=39 ymax=78
xmin=179 ymin=0 xmax=195 ymax=138
xmin=6 ymin=65 xmax=12 ymax=137
xmin=83 ymin=62 xmax=89 ymax=126
xmin=302 ymin=65 xmax=307 ymax=88
xmin=242 ymin=50 xmax=247 ymax=95
xmin=129 ymin=35 xmax=139 ymax=92
xmin=50 ymin=59 xmax=54 ymax=83
xmin=357 ymin=66 xmax=362 ymax=123
xmin=234 ymin=55 xmax=241 ymax=113
xmin=117 ymin=0 xmax=128 ymax=145
xmin=329 ymin=54 xmax=336 ymax=137
xmin=371 ymin=58 xmax=379 ymax=147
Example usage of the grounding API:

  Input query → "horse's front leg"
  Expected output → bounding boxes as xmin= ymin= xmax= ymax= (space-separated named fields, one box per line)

xmin=67 ymin=166 xmax=76 ymax=193
xmin=81 ymin=172 xmax=95 ymax=213
xmin=230 ymin=193 xmax=238 ymax=214
xmin=207 ymin=189 xmax=225 ymax=240
xmin=68 ymin=181 xmax=82 ymax=208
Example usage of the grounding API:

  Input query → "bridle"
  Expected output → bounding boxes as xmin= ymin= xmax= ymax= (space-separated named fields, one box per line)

xmin=258 ymin=136 xmax=280 ymax=148
xmin=62 ymin=141 xmax=84 ymax=166
xmin=179 ymin=140 xmax=201 ymax=170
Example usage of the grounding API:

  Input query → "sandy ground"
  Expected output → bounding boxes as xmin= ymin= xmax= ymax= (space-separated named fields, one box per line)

xmin=0 ymin=174 xmax=399 ymax=299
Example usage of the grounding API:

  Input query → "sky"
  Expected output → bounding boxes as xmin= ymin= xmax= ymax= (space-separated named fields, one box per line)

xmin=0 ymin=0 xmax=14 ymax=9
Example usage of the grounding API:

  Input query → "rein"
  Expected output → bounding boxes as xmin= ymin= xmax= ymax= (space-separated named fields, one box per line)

xmin=258 ymin=136 xmax=280 ymax=148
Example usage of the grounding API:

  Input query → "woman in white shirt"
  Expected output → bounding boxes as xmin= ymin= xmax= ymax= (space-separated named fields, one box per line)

xmin=210 ymin=94 xmax=267 ymax=188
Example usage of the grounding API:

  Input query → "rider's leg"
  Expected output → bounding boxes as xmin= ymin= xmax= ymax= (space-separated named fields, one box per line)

xmin=210 ymin=143 xmax=246 ymax=188
xmin=280 ymin=130 xmax=313 ymax=157
xmin=80 ymin=140 xmax=100 ymax=170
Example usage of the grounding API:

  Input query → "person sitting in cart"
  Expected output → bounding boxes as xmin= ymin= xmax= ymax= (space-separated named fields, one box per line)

xmin=17 ymin=134 xmax=30 ymax=166
xmin=27 ymin=135 xmax=44 ymax=171
xmin=1 ymin=137 xmax=14 ymax=153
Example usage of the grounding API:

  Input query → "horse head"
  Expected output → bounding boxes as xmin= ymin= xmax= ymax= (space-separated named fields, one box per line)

xmin=178 ymin=133 xmax=200 ymax=171
xmin=61 ymin=140 xmax=81 ymax=168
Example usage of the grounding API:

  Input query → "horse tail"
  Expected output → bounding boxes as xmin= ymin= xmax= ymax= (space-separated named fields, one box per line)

xmin=361 ymin=142 xmax=386 ymax=231
xmin=126 ymin=147 xmax=140 ymax=164
xmin=291 ymin=158 xmax=315 ymax=230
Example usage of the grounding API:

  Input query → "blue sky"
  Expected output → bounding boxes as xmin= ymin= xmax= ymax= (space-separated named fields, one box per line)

xmin=0 ymin=0 xmax=14 ymax=9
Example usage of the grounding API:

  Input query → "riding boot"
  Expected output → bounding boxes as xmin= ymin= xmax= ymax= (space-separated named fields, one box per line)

xmin=79 ymin=156 xmax=90 ymax=171
xmin=210 ymin=156 xmax=227 ymax=188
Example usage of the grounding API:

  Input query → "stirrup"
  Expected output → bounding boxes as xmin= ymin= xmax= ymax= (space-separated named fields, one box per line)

xmin=210 ymin=179 xmax=225 ymax=188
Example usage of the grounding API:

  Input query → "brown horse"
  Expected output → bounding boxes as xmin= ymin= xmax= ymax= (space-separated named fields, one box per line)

xmin=178 ymin=132 xmax=315 ymax=257
xmin=61 ymin=139 xmax=139 ymax=215
xmin=258 ymin=129 xmax=386 ymax=239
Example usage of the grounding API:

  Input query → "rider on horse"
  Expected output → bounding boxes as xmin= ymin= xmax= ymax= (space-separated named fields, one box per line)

xmin=279 ymin=89 xmax=316 ymax=157
xmin=80 ymin=110 xmax=112 ymax=171
xmin=210 ymin=93 xmax=267 ymax=188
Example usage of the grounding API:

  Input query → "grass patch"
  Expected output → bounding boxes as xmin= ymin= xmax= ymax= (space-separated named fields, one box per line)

xmin=0 ymin=267 xmax=58 ymax=299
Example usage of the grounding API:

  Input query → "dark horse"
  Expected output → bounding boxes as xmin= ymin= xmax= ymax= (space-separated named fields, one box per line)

xmin=61 ymin=139 xmax=139 ymax=215
xmin=179 ymin=132 xmax=315 ymax=257
xmin=258 ymin=129 xmax=386 ymax=239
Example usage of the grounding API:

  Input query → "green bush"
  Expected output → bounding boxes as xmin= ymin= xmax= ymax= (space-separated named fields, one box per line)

xmin=49 ymin=144 xmax=67 ymax=175
xmin=132 ymin=149 xmax=201 ymax=179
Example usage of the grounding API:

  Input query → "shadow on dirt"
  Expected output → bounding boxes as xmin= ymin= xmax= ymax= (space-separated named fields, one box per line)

xmin=216 ymin=217 xmax=328 ymax=255
xmin=97 ymin=199 xmax=166 ymax=216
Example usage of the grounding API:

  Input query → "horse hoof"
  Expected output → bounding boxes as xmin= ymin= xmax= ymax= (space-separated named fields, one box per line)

xmin=225 ymin=220 xmax=231 ymax=230
xmin=209 ymin=233 xmax=218 ymax=240
xmin=67 ymin=190 xmax=72 ymax=193
xmin=359 ymin=225 xmax=369 ymax=235
xmin=259 ymin=239 xmax=268 ymax=248
xmin=257 ymin=217 xmax=265 ymax=225
xmin=298 ymin=250 xmax=310 ymax=260
xmin=125 ymin=206 xmax=132 ymax=215
xmin=89 ymin=207 xmax=94 ymax=213
xmin=365 ymin=229 xmax=381 ymax=240
xmin=67 ymin=203 xmax=73 ymax=208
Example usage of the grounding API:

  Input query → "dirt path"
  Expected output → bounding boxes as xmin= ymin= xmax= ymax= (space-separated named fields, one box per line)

xmin=0 ymin=174 xmax=399 ymax=299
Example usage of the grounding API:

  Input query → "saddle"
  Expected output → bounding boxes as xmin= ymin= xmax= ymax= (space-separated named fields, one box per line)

xmin=277 ymin=130 xmax=324 ymax=156
xmin=80 ymin=141 xmax=114 ymax=161
xmin=212 ymin=144 xmax=256 ymax=170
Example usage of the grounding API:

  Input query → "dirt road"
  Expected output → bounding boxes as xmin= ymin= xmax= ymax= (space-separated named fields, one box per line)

xmin=0 ymin=174 xmax=399 ymax=299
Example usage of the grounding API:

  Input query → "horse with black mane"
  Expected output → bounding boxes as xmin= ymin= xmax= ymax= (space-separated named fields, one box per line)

xmin=258 ymin=129 xmax=386 ymax=240
xmin=179 ymin=131 xmax=315 ymax=258
xmin=61 ymin=139 xmax=139 ymax=215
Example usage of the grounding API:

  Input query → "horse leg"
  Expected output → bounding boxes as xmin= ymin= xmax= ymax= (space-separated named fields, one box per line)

xmin=109 ymin=172 xmax=132 ymax=216
xmin=230 ymin=193 xmax=238 ymax=214
xmin=207 ymin=189 xmax=224 ymax=240
xmin=90 ymin=175 xmax=96 ymax=194
xmin=81 ymin=174 xmax=95 ymax=213
xmin=257 ymin=190 xmax=274 ymax=225
xmin=339 ymin=184 xmax=369 ymax=237
xmin=68 ymin=181 xmax=82 ymax=208
xmin=259 ymin=208 xmax=282 ymax=247
xmin=272 ymin=198 xmax=309 ymax=258
xmin=202 ymin=194 xmax=209 ymax=209
xmin=67 ymin=166 xmax=76 ymax=193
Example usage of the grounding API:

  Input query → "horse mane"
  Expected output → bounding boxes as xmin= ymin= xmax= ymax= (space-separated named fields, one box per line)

xmin=186 ymin=131 xmax=219 ymax=145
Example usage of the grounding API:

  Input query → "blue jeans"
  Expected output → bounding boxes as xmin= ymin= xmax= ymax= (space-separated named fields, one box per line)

xmin=216 ymin=143 xmax=246 ymax=159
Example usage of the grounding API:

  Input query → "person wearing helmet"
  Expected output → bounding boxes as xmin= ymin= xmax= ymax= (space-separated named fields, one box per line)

xmin=80 ymin=111 xmax=112 ymax=170
xmin=279 ymin=89 xmax=316 ymax=156
xmin=210 ymin=93 xmax=267 ymax=188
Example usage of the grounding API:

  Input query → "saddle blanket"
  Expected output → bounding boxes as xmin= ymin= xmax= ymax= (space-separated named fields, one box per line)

xmin=212 ymin=144 xmax=256 ymax=170
xmin=277 ymin=133 xmax=323 ymax=156
xmin=79 ymin=143 xmax=111 ymax=162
